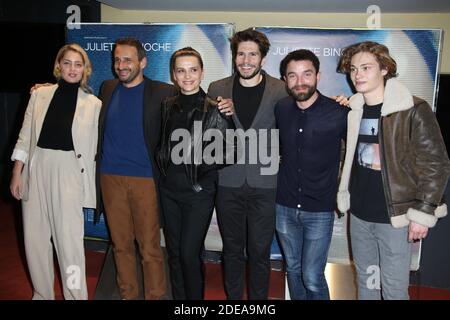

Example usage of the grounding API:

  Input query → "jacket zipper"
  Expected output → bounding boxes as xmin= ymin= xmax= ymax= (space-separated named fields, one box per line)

xmin=379 ymin=117 xmax=395 ymax=218
xmin=159 ymin=104 xmax=170 ymax=177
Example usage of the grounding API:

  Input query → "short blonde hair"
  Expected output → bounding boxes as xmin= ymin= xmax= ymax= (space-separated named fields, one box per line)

xmin=53 ymin=43 xmax=93 ymax=93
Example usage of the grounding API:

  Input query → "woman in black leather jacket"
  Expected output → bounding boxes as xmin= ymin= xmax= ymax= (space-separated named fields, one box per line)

xmin=156 ymin=47 xmax=235 ymax=300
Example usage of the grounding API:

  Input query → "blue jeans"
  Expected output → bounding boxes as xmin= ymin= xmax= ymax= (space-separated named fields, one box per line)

xmin=275 ymin=204 xmax=334 ymax=300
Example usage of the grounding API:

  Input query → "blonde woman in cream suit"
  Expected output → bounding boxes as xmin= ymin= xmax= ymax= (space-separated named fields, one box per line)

xmin=10 ymin=44 xmax=101 ymax=300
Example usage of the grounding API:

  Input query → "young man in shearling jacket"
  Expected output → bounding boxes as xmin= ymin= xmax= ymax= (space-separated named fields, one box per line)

xmin=337 ymin=41 xmax=450 ymax=300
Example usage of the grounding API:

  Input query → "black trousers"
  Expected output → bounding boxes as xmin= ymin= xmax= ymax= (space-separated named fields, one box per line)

xmin=160 ymin=167 xmax=216 ymax=300
xmin=216 ymin=183 xmax=276 ymax=300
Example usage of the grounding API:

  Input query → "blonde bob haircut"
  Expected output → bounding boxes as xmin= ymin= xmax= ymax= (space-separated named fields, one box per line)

xmin=53 ymin=43 xmax=93 ymax=93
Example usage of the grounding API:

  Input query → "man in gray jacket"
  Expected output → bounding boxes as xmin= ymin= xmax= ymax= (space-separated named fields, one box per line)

xmin=208 ymin=28 xmax=287 ymax=300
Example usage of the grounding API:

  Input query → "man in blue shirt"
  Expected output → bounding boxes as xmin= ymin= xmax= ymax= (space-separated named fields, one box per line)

xmin=97 ymin=38 xmax=176 ymax=300
xmin=275 ymin=49 xmax=349 ymax=300
xmin=97 ymin=38 xmax=233 ymax=300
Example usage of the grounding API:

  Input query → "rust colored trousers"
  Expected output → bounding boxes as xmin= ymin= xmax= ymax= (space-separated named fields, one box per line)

xmin=101 ymin=174 xmax=166 ymax=299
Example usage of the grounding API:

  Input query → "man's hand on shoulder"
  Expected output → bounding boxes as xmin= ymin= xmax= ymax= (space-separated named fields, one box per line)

xmin=30 ymin=83 xmax=53 ymax=94
xmin=217 ymin=96 xmax=234 ymax=116
xmin=332 ymin=94 xmax=350 ymax=106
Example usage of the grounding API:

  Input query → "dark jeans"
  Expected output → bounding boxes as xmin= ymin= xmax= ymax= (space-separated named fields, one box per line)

xmin=216 ymin=184 xmax=276 ymax=300
xmin=160 ymin=167 xmax=216 ymax=300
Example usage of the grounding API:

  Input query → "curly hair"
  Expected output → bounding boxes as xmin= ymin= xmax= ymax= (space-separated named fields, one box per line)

xmin=53 ymin=43 xmax=92 ymax=93
xmin=230 ymin=28 xmax=270 ymax=60
xmin=338 ymin=41 xmax=397 ymax=80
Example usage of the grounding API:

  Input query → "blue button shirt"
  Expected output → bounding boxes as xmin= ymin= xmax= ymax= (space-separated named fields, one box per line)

xmin=274 ymin=93 xmax=349 ymax=211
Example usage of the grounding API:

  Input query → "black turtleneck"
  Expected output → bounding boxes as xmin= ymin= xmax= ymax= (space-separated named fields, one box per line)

xmin=168 ymin=90 xmax=202 ymax=171
xmin=172 ymin=90 xmax=201 ymax=133
xmin=37 ymin=79 xmax=79 ymax=151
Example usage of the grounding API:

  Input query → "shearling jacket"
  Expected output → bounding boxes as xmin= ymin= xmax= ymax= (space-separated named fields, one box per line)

xmin=337 ymin=78 xmax=450 ymax=228
xmin=156 ymin=88 xmax=235 ymax=192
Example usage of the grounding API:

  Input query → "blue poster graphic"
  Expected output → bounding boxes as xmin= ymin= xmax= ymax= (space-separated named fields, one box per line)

xmin=67 ymin=23 xmax=234 ymax=95
xmin=256 ymin=27 xmax=442 ymax=264
xmin=67 ymin=23 xmax=235 ymax=241
xmin=257 ymin=27 xmax=441 ymax=110
xmin=68 ymin=25 xmax=441 ymax=268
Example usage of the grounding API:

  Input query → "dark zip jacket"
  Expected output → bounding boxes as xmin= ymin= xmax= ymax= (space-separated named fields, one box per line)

xmin=156 ymin=88 xmax=236 ymax=192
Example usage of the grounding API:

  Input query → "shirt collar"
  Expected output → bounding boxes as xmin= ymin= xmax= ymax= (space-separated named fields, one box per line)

xmin=291 ymin=90 xmax=322 ymax=113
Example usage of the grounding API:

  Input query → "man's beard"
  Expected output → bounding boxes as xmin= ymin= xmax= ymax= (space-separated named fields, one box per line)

xmin=237 ymin=64 xmax=262 ymax=80
xmin=117 ymin=67 xmax=139 ymax=84
xmin=288 ymin=83 xmax=316 ymax=102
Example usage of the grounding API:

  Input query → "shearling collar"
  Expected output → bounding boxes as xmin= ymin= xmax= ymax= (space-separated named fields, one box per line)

xmin=348 ymin=78 xmax=414 ymax=116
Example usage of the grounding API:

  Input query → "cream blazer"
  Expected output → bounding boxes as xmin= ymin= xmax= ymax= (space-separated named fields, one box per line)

xmin=11 ymin=84 xmax=101 ymax=208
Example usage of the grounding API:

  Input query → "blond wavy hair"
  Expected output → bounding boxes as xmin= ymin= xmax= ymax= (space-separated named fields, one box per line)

xmin=53 ymin=43 xmax=93 ymax=93
xmin=338 ymin=41 xmax=397 ymax=80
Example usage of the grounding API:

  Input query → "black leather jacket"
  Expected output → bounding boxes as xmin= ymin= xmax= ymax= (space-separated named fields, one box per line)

xmin=156 ymin=88 xmax=235 ymax=192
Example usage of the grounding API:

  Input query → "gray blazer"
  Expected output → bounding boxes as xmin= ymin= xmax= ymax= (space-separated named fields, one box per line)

xmin=208 ymin=71 xmax=287 ymax=189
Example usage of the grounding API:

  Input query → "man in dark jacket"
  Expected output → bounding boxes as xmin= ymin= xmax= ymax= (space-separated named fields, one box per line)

xmin=97 ymin=38 xmax=234 ymax=300
xmin=208 ymin=28 xmax=288 ymax=300
xmin=96 ymin=38 xmax=175 ymax=300
xmin=337 ymin=41 xmax=450 ymax=300
xmin=275 ymin=49 xmax=349 ymax=300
